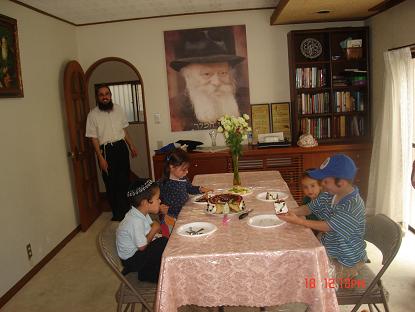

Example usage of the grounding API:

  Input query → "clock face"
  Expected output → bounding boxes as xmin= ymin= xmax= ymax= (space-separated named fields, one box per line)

xmin=300 ymin=38 xmax=323 ymax=59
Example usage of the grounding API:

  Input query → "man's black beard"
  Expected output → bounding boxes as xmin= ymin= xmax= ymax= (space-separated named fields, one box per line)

xmin=98 ymin=100 xmax=113 ymax=111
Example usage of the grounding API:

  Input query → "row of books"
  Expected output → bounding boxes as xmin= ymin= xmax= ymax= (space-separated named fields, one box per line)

xmin=333 ymin=70 xmax=367 ymax=87
xmin=333 ymin=116 xmax=365 ymax=137
xmin=299 ymin=117 xmax=331 ymax=139
xmin=333 ymin=91 xmax=365 ymax=112
xmin=299 ymin=116 xmax=365 ymax=139
xmin=297 ymin=93 xmax=330 ymax=114
xmin=295 ymin=67 xmax=328 ymax=88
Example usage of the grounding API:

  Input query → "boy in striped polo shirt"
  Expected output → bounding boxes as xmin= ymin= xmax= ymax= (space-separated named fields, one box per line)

xmin=278 ymin=154 xmax=366 ymax=280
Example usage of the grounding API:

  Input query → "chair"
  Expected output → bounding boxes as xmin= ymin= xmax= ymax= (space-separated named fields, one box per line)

xmin=98 ymin=222 xmax=157 ymax=312
xmin=336 ymin=214 xmax=403 ymax=312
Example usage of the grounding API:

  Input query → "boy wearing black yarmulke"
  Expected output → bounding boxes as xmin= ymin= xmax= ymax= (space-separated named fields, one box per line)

xmin=116 ymin=178 xmax=168 ymax=283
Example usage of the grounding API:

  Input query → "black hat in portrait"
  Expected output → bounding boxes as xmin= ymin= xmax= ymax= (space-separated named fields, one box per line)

xmin=170 ymin=28 xmax=245 ymax=71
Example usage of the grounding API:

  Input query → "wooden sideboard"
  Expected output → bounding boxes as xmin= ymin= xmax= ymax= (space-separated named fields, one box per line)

xmin=152 ymin=143 xmax=372 ymax=203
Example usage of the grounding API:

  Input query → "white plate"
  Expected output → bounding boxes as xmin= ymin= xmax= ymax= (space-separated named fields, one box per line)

xmin=226 ymin=186 xmax=253 ymax=196
xmin=256 ymin=191 xmax=289 ymax=202
xmin=176 ymin=222 xmax=217 ymax=237
xmin=247 ymin=214 xmax=285 ymax=228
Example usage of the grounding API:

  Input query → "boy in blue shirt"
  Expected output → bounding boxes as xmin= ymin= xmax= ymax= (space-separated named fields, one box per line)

xmin=278 ymin=154 xmax=366 ymax=280
xmin=116 ymin=178 xmax=168 ymax=283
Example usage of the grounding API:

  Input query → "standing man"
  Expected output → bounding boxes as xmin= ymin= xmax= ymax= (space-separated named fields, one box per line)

xmin=86 ymin=85 xmax=138 ymax=221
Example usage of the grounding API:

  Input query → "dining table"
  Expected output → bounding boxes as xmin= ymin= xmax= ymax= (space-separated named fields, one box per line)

xmin=155 ymin=171 xmax=339 ymax=312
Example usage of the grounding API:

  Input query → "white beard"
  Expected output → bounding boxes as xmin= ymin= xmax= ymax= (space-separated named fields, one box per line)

xmin=187 ymin=88 xmax=240 ymax=122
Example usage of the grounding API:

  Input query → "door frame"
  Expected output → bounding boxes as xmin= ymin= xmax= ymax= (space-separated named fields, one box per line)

xmin=85 ymin=57 xmax=152 ymax=180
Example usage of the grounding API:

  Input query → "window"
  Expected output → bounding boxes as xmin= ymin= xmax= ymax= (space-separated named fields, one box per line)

xmin=96 ymin=81 xmax=144 ymax=123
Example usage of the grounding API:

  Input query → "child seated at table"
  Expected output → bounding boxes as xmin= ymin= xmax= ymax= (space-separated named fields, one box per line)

xmin=158 ymin=148 xmax=212 ymax=236
xmin=116 ymin=178 xmax=168 ymax=283
xmin=301 ymin=168 xmax=322 ymax=223
xmin=278 ymin=154 xmax=367 ymax=282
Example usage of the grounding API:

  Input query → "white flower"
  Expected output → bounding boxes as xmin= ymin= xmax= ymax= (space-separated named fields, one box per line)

xmin=217 ymin=126 xmax=223 ymax=133
xmin=243 ymin=114 xmax=250 ymax=120
xmin=242 ymin=134 xmax=247 ymax=140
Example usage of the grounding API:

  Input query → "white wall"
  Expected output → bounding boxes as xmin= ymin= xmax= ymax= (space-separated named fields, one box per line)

xmin=367 ymin=0 xmax=415 ymax=131
xmin=0 ymin=1 xmax=78 ymax=297
xmin=76 ymin=10 xmax=363 ymax=176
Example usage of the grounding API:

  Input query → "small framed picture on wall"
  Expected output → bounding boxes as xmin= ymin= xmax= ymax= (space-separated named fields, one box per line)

xmin=270 ymin=102 xmax=292 ymax=142
xmin=250 ymin=104 xmax=271 ymax=143
xmin=0 ymin=14 xmax=23 ymax=97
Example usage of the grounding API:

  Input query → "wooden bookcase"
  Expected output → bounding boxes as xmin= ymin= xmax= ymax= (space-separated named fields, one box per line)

xmin=288 ymin=27 xmax=370 ymax=144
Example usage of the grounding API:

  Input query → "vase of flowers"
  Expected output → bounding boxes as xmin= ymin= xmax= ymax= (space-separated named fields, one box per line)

xmin=217 ymin=114 xmax=251 ymax=186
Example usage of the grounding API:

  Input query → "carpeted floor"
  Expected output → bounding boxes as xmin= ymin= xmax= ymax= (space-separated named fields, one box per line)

xmin=1 ymin=212 xmax=414 ymax=312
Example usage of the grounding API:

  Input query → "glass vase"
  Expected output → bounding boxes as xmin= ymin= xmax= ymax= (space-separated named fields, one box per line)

xmin=232 ymin=153 xmax=241 ymax=186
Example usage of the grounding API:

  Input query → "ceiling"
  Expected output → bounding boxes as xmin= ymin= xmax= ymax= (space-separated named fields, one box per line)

xmin=270 ymin=0 xmax=405 ymax=25
xmin=13 ymin=0 xmax=405 ymax=26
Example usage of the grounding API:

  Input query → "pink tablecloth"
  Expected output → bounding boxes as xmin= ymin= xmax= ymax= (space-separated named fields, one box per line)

xmin=155 ymin=171 xmax=339 ymax=312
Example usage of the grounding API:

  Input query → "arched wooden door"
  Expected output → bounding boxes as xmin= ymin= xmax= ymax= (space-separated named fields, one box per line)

xmin=64 ymin=60 xmax=100 ymax=231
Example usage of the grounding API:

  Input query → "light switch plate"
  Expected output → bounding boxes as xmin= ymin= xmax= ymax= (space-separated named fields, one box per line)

xmin=154 ymin=113 xmax=161 ymax=124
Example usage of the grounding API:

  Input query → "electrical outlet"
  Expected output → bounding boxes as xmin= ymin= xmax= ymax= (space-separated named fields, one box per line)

xmin=26 ymin=244 xmax=32 ymax=260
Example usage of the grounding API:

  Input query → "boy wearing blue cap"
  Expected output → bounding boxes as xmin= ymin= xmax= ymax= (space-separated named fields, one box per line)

xmin=278 ymin=154 xmax=366 ymax=281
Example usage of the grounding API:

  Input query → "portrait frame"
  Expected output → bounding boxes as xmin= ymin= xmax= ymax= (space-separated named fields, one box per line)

xmin=270 ymin=102 xmax=292 ymax=142
xmin=164 ymin=25 xmax=250 ymax=132
xmin=250 ymin=103 xmax=271 ymax=143
xmin=0 ymin=14 xmax=23 ymax=98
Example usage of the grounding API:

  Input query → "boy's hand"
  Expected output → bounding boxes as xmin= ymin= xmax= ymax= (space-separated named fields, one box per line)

xmin=200 ymin=186 xmax=213 ymax=193
xmin=152 ymin=221 xmax=161 ymax=233
xmin=277 ymin=211 xmax=303 ymax=225
xmin=159 ymin=204 xmax=169 ymax=215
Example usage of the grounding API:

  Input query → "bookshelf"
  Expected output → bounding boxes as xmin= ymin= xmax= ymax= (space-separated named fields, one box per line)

xmin=288 ymin=27 xmax=370 ymax=144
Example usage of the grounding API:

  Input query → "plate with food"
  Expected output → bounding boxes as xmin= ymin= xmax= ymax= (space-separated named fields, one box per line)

xmin=247 ymin=214 xmax=285 ymax=228
xmin=226 ymin=186 xmax=253 ymax=196
xmin=191 ymin=193 xmax=210 ymax=204
xmin=274 ymin=199 xmax=288 ymax=214
xmin=205 ymin=193 xmax=246 ymax=215
xmin=176 ymin=222 xmax=217 ymax=237
xmin=256 ymin=191 xmax=289 ymax=202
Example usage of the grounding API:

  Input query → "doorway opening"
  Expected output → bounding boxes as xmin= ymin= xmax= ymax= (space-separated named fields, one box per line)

xmin=86 ymin=58 xmax=151 ymax=193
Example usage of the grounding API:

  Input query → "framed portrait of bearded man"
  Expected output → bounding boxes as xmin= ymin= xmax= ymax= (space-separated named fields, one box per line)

xmin=164 ymin=25 xmax=250 ymax=131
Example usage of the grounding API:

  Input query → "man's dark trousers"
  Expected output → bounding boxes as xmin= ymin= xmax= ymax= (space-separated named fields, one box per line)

xmin=101 ymin=140 xmax=130 ymax=221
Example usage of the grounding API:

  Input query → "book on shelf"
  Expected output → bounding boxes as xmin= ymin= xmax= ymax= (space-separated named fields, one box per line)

xmin=333 ymin=115 xmax=365 ymax=138
xmin=300 ymin=117 xmax=331 ymax=139
xmin=334 ymin=91 xmax=365 ymax=112
xmin=296 ymin=67 xmax=327 ymax=88
xmin=297 ymin=92 xmax=330 ymax=114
